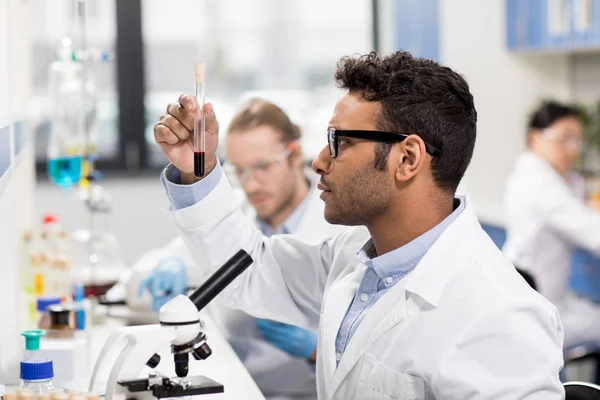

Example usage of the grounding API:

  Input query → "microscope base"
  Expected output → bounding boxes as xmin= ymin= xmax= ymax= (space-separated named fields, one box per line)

xmin=118 ymin=375 xmax=224 ymax=398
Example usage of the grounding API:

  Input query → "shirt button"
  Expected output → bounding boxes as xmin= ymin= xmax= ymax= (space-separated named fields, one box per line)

xmin=360 ymin=293 xmax=369 ymax=302
xmin=386 ymin=276 xmax=393 ymax=284
xmin=336 ymin=352 xmax=342 ymax=361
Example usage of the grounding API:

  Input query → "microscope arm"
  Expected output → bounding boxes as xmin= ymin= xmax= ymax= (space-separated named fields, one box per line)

xmin=107 ymin=324 xmax=193 ymax=400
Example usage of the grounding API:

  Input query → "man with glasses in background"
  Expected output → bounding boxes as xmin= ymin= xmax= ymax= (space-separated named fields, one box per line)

xmin=154 ymin=51 xmax=564 ymax=398
xmin=109 ymin=98 xmax=346 ymax=400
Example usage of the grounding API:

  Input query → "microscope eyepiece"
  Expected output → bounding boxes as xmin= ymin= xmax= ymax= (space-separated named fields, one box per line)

xmin=189 ymin=250 xmax=253 ymax=311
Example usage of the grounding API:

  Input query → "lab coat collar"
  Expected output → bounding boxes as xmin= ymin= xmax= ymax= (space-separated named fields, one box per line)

xmin=403 ymin=194 xmax=479 ymax=307
xmin=328 ymin=195 xmax=480 ymax=396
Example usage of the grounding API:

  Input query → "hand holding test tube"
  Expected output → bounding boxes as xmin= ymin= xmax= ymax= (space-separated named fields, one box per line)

xmin=153 ymin=63 xmax=220 ymax=183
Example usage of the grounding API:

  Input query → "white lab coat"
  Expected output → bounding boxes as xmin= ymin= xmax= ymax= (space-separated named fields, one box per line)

xmin=503 ymin=152 xmax=600 ymax=348
xmin=123 ymin=174 xmax=346 ymax=400
xmin=163 ymin=167 xmax=565 ymax=399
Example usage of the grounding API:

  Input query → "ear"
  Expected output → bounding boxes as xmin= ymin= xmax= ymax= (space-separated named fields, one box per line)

xmin=527 ymin=128 xmax=541 ymax=147
xmin=394 ymin=135 xmax=426 ymax=182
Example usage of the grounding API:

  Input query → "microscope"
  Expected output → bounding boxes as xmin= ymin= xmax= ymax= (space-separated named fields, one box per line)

xmin=89 ymin=250 xmax=253 ymax=399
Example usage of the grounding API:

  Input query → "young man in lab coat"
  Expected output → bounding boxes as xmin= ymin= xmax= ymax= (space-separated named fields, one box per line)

xmin=127 ymin=99 xmax=345 ymax=399
xmin=154 ymin=51 xmax=565 ymax=399
xmin=503 ymin=101 xmax=600 ymax=350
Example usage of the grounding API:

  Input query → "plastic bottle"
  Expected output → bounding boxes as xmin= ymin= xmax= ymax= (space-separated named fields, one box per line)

xmin=20 ymin=359 xmax=55 ymax=397
xmin=73 ymin=284 xmax=85 ymax=331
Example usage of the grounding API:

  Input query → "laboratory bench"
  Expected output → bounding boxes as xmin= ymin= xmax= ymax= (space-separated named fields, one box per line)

xmin=63 ymin=311 xmax=266 ymax=399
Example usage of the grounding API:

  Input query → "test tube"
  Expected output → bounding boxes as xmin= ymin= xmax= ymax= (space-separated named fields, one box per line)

xmin=193 ymin=63 xmax=206 ymax=178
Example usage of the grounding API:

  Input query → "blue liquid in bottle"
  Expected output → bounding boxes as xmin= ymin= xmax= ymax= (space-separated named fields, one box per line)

xmin=47 ymin=156 xmax=82 ymax=188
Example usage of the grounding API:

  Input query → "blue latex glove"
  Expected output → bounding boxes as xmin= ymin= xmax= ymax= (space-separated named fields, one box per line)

xmin=138 ymin=257 xmax=189 ymax=312
xmin=256 ymin=319 xmax=317 ymax=359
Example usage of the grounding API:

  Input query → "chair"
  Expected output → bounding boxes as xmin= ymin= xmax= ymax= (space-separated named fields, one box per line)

xmin=564 ymin=381 xmax=600 ymax=399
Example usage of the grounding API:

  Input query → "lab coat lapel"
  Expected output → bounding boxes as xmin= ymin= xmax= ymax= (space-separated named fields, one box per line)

xmin=320 ymin=264 xmax=366 ymax=395
xmin=328 ymin=195 xmax=479 ymax=396
xmin=329 ymin=274 xmax=407 ymax=396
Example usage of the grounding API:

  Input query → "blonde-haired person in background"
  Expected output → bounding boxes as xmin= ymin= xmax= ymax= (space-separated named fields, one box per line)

xmin=108 ymin=98 xmax=347 ymax=400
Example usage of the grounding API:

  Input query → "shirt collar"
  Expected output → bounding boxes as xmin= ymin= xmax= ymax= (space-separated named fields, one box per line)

xmin=357 ymin=198 xmax=465 ymax=280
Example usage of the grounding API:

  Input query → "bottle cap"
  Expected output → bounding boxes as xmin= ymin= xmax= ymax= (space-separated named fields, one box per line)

xmin=37 ymin=297 xmax=61 ymax=312
xmin=42 ymin=214 xmax=58 ymax=225
xmin=21 ymin=330 xmax=46 ymax=350
xmin=20 ymin=359 xmax=54 ymax=380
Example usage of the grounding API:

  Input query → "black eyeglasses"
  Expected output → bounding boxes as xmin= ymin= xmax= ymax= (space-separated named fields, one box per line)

xmin=327 ymin=128 xmax=441 ymax=158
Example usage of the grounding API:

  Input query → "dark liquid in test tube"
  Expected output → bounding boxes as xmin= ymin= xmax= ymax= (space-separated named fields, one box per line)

xmin=194 ymin=151 xmax=205 ymax=178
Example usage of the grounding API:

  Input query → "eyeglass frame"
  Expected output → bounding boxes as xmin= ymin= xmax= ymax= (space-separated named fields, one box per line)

xmin=327 ymin=127 xmax=441 ymax=159
xmin=223 ymin=142 xmax=297 ymax=184
xmin=540 ymin=128 xmax=583 ymax=151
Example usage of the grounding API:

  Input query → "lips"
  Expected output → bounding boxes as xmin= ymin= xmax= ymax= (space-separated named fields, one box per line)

xmin=249 ymin=195 xmax=270 ymax=205
xmin=317 ymin=181 xmax=331 ymax=192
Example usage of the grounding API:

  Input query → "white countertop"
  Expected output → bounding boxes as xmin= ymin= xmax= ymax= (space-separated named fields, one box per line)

xmin=84 ymin=312 xmax=265 ymax=399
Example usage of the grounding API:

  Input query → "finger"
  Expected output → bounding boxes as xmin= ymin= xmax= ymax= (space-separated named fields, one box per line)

xmin=179 ymin=93 xmax=197 ymax=113
xmin=161 ymin=115 xmax=190 ymax=141
xmin=153 ymin=296 xmax=167 ymax=313
xmin=203 ymin=102 xmax=219 ymax=136
xmin=150 ymin=275 xmax=168 ymax=298
xmin=138 ymin=279 xmax=150 ymax=297
xmin=167 ymin=101 xmax=195 ymax=131
xmin=154 ymin=123 xmax=180 ymax=145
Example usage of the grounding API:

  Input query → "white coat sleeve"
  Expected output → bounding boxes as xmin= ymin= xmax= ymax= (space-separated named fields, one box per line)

xmin=162 ymin=171 xmax=362 ymax=330
xmin=430 ymin=301 xmax=565 ymax=399
xmin=542 ymin=183 xmax=600 ymax=256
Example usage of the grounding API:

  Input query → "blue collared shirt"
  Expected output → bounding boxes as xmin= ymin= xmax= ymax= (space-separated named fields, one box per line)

xmin=161 ymin=162 xmax=312 ymax=235
xmin=333 ymin=198 xmax=465 ymax=364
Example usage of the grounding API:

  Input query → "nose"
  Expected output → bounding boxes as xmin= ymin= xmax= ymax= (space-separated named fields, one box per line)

xmin=312 ymin=145 xmax=332 ymax=176
xmin=241 ymin=173 xmax=261 ymax=192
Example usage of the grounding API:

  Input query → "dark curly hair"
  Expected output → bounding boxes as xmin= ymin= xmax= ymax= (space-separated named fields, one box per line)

xmin=335 ymin=51 xmax=477 ymax=192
